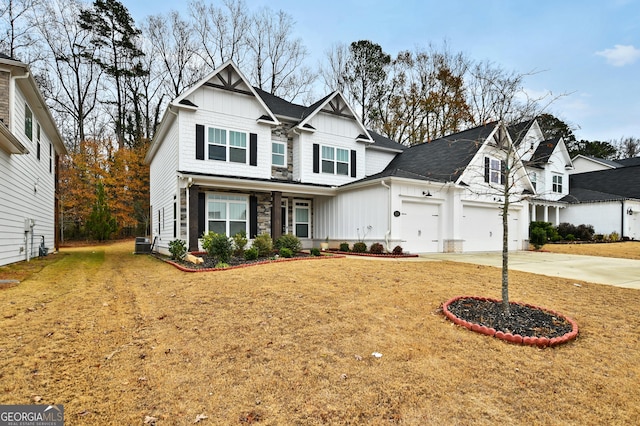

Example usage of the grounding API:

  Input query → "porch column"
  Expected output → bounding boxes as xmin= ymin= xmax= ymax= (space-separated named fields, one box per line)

xmin=531 ymin=203 xmax=536 ymax=221
xmin=555 ymin=207 xmax=560 ymax=226
xmin=271 ymin=191 xmax=282 ymax=241
xmin=543 ymin=205 xmax=549 ymax=222
xmin=188 ymin=185 xmax=200 ymax=251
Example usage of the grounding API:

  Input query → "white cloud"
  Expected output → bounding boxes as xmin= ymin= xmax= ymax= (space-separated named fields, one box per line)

xmin=595 ymin=44 xmax=640 ymax=66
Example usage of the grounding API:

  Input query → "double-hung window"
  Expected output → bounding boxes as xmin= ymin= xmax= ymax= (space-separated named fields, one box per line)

xmin=489 ymin=158 xmax=501 ymax=184
xmin=321 ymin=146 xmax=349 ymax=175
xmin=229 ymin=131 xmax=246 ymax=163
xmin=272 ymin=142 xmax=286 ymax=166
xmin=207 ymin=194 xmax=248 ymax=236
xmin=552 ymin=174 xmax=563 ymax=193
xmin=208 ymin=127 xmax=247 ymax=163
xmin=208 ymin=127 xmax=226 ymax=160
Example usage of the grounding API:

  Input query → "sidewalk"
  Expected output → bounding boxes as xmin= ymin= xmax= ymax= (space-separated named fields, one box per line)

xmin=418 ymin=251 xmax=640 ymax=289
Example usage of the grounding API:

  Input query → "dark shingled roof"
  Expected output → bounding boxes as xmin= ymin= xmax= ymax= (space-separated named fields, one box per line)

xmin=368 ymin=122 xmax=498 ymax=183
xmin=367 ymin=129 xmax=406 ymax=152
xmin=0 ymin=52 xmax=13 ymax=60
xmin=528 ymin=137 xmax=560 ymax=167
xmin=569 ymin=165 xmax=640 ymax=200
xmin=561 ymin=187 xmax=627 ymax=203
xmin=616 ymin=156 xmax=640 ymax=167
xmin=253 ymin=87 xmax=307 ymax=119
xmin=507 ymin=119 xmax=535 ymax=146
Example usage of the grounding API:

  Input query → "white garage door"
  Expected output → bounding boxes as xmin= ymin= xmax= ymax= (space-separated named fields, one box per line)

xmin=401 ymin=201 xmax=440 ymax=253
xmin=463 ymin=205 xmax=521 ymax=252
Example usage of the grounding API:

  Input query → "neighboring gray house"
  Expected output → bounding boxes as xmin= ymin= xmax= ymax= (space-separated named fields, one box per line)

xmin=0 ymin=53 xmax=67 ymax=266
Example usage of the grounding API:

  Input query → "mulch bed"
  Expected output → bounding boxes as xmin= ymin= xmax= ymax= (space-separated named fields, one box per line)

xmin=159 ymin=251 xmax=342 ymax=272
xmin=442 ymin=296 xmax=578 ymax=347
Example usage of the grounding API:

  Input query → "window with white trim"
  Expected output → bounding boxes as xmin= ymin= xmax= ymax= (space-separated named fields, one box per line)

xmin=321 ymin=146 xmax=349 ymax=175
xmin=272 ymin=141 xmax=286 ymax=166
xmin=552 ymin=174 xmax=563 ymax=193
xmin=207 ymin=127 xmax=247 ymax=163
xmin=489 ymin=158 xmax=501 ymax=184
xmin=293 ymin=200 xmax=310 ymax=238
xmin=207 ymin=194 xmax=248 ymax=236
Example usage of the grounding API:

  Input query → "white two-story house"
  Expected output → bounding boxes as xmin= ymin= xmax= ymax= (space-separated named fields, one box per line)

xmin=146 ymin=61 xmax=534 ymax=254
xmin=509 ymin=120 xmax=573 ymax=226
xmin=0 ymin=53 xmax=67 ymax=266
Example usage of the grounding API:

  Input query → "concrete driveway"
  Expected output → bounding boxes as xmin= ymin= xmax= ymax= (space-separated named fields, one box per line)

xmin=418 ymin=251 xmax=640 ymax=289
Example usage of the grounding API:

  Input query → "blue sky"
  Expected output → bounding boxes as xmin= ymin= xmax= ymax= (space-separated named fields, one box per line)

xmin=125 ymin=0 xmax=640 ymax=142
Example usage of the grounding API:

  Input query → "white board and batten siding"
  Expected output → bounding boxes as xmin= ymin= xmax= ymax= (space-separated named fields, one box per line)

xmin=314 ymin=185 xmax=389 ymax=243
xmin=0 ymin=86 xmax=58 ymax=266
xmin=559 ymin=200 xmax=640 ymax=240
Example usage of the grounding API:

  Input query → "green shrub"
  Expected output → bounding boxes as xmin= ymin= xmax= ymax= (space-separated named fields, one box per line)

xmin=530 ymin=227 xmax=547 ymax=249
xmin=339 ymin=242 xmax=350 ymax=252
xmin=279 ymin=247 xmax=293 ymax=258
xmin=232 ymin=231 xmax=248 ymax=256
xmin=244 ymin=247 xmax=259 ymax=260
xmin=610 ymin=231 xmax=620 ymax=242
xmin=310 ymin=248 xmax=321 ymax=256
xmin=530 ymin=221 xmax=554 ymax=243
xmin=392 ymin=245 xmax=403 ymax=255
xmin=252 ymin=233 xmax=273 ymax=257
xmin=565 ymin=234 xmax=575 ymax=241
xmin=370 ymin=242 xmax=384 ymax=254
xmin=201 ymin=231 xmax=233 ymax=263
xmin=352 ymin=242 xmax=367 ymax=253
xmin=275 ymin=234 xmax=301 ymax=253
xmin=215 ymin=261 xmax=229 ymax=269
xmin=594 ymin=234 xmax=604 ymax=241
xmin=168 ymin=239 xmax=187 ymax=260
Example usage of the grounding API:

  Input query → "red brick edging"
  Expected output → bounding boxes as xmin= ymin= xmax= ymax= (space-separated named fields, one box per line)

xmin=160 ymin=252 xmax=345 ymax=273
xmin=442 ymin=295 xmax=578 ymax=348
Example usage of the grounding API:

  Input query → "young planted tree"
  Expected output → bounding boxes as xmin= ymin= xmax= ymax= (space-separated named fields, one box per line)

xmin=86 ymin=181 xmax=117 ymax=241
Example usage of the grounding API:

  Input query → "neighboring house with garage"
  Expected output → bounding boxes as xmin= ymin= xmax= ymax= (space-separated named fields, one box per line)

xmin=560 ymin=164 xmax=640 ymax=240
xmin=145 ymin=60 xmax=535 ymax=255
xmin=0 ymin=53 xmax=67 ymax=266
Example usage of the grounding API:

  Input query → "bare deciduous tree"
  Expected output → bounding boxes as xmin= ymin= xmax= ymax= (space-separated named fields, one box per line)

xmin=145 ymin=11 xmax=200 ymax=99
xmin=247 ymin=7 xmax=314 ymax=101
xmin=34 ymin=0 xmax=102 ymax=148
xmin=189 ymin=0 xmax=249 ymax=72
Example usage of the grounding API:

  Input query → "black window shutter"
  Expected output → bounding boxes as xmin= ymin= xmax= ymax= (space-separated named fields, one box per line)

xmin=500 ymin=160 xmax=506 ymax=185
xmin=350 ymin=150 xmax=357 ymax=177
xmin=250 ymin=133 xmax=258 ymax=166
xmin=198 ymin=192 xmax=205 ymax=237
xmin=313 ymin=144 xmax=319 ymax=173
xmin=196 ymin=124 xmax=205 ymax=160
xmin=250 ymin=195 xmax=258 ymax=238
xmin=484 ymin=157 xmax=490 ymax=183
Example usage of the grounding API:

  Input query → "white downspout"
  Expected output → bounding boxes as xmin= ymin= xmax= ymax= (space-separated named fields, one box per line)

xmin=381 ymin=180 xmax=391 ymax=252
xmin=9 ymin=70 xmax=30 ymax=132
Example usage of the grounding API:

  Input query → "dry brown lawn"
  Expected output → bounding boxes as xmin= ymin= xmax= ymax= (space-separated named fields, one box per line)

xmin=1 ymin=241 xmax=639 ymax=425
xmin=540 ymin=241 xmax=640 ymax=260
